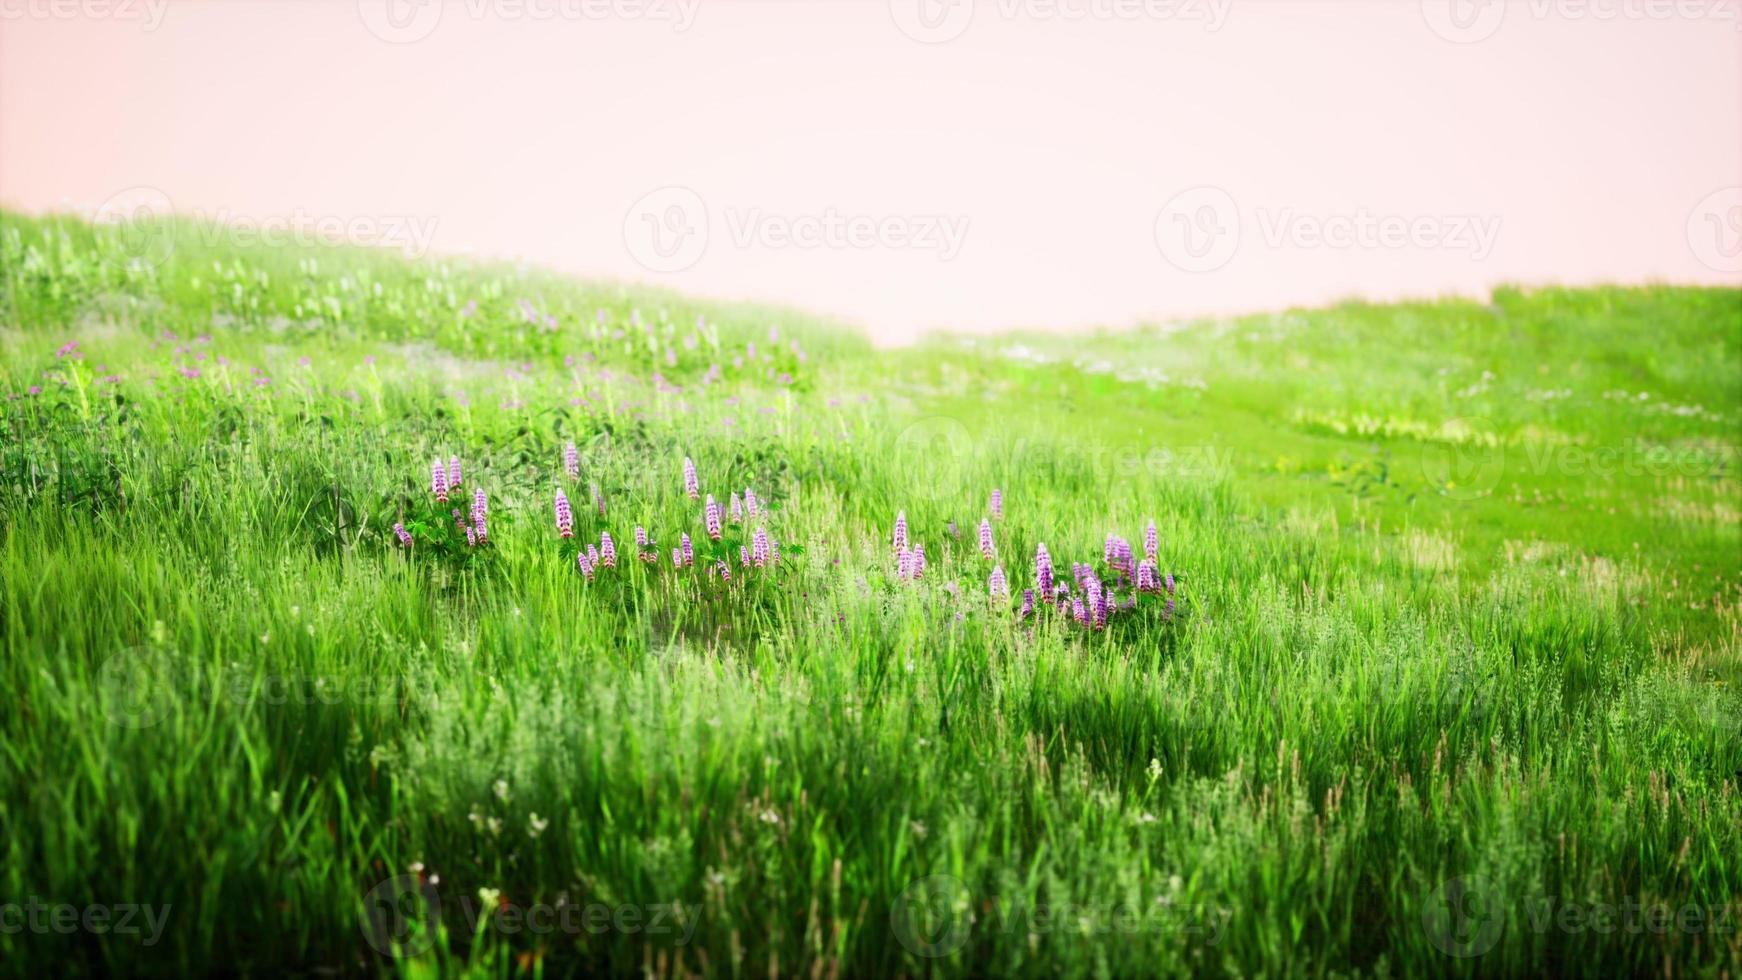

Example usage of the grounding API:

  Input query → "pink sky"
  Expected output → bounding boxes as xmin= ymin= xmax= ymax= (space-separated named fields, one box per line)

xmin=2 ymin=0 xmax=1739 ymax=340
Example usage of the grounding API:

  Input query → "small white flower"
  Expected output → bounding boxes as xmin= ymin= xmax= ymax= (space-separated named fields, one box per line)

xmin=486 ymin=816 xmax=503 ymax=836
xmin=477 ymin=886 xmax=501 ymax=908
xmin=527 ymin=813 xmax=549 ymax=838
xmin=758 ymin=809 xmax=781 ymax=825
xmin=493 ymin=779 xmax=510 ymax=802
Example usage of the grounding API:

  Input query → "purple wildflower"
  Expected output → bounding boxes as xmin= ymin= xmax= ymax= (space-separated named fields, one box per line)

xmin=1144 ymin=519 xmax=1159 ymax=562
xmin=1136 ymin=560 xmax=1159 ymax=593
xmin=752 ymin=527 xmax=772 ymax=567
xmin=892 ymin=511 xmax=908 ymax=554
xmin=1035 ymin=543 xmax=1053 ymax=597
xmin=896 ymin=547 xmax=914 ymax=581
xmin=587 ymin=543 xmax=600 ymax=568
xmin=1019 ymin=588 xmax=1035 ymax=619
xmin=990 ymin=488 xmax=1003 ymax=521
xmin=741 ymin=545 xmax=751 ymax=567
xmin=554 ymin=490 xmax=574 ymax=538
xmin=432 ymin=460 xmax=448 ymax=502
xmin=672 ymin=547 xmax=683 ymax=568
xmin=564 ymin=442 xmax=580 ymax=479
xmin=577 ymin=552 xmax=595 ymax=580
xmin=1072 ymin=597 xmax=1088 ymax=626
xmin=465 ymin=526 xmax=478 ymax=548
xmin=448 ymin=456 xmax=461 ymax=490
xmin=683 ymin=457 xmax=699 ymax=499
xmin=745 ymin=489 xmax=760 ymax=519
xmin=471 ymin=489 xmax=488 ymax=543
xmin=680 ymin=532 xmax=694 ymax=567
xmin=730 ymin=492 xmax=743 ymax=523
xmin=705 ymin=495 xmax=722 ymax=540
xmin=978 ymin=518 xmax=996 ymax=561
xmin=989 ymin=565 xmax=1009 ymax=600
xmin=600 ymin=532 xmax=617 ymax=567
xmin=392 ymin=523 xmax=413 ymax=548
xmin=912 ymin=542 xmax=927 ymax=580
xmin=715 ymin=560 xmax=732 ymax=582
xmin=634 ymin=525 xmax=649 ymax=547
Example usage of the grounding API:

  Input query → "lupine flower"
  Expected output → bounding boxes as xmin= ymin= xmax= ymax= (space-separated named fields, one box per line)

xmin=1019 ymin=588 xmax=1035 ymax=619
xmin=471 ymin=489 xmax=488 ymax=543
xmin=705 ymin=495 xmax=722 ymax=540
xmin=577 ymin=552 xmax=595 ymax=580
xmin=978 ymin=518 xmax=996 ymax=560
xmin=912 ymin=542 xmax=927 ymax=580
xmin=1136 ymin=560 xmax=1159 ymax=593
xmin=564 ymin=442 xmax=580 ymax=479
xmin=554 ymin=490 xmax=574 ymax=538
xmin=1035 ymin=543 xmax=1053 ymax=596
xmin=593 ymin=483 xmax=606 ymax=517
xmin=587 ymin=543 xmax=600 ymax=567
xmin=745 ymin=489 xmax=760 ymax=519
xmin=947 ymin=520 xmax=960 ymax=539
xmin=465 ymin=526 xmax=478 ymax=548
xmin=730 ymin=493 xmax=743 ymax=523
xmin=990 ymin=488 xmax=1003 ymax=521
xmin=752 ymin=528 xmax=772 ymax=567
xmin=639 ymin=549 xmax=659 ymax=565
xmin=989 ymin=565 xmax=1009 ymax=600
xmin=432 ymin=460 xmax=449 ymax=502
xmin=896 ymin=547 xmax=914 ymax=581
xmin=672 ymin=547 xmax=684 ymax=568
xmin=392 ymin=523 xmax=413 ymax=548
xmin=1144 ymin=519 xmax=1158 ymax=562
xmin=683 ymin=457 xmax=699 ymax=499
xmin=893 ymin=511 xmax=908 ymax=554
xmin=1072 ymin=597 xmax=1087 ymax=625
xmin=714 ymin=560 xmax=732 ymax=582
xmin=680 ymin=532 xmax=694 ymax=567
xmin=600 ymin=532 xmax=617 ymax=567
xmin=448 ymin=456 xmax=462 ymax=490
xmin=741 ymin=545 xmax=751 ymax=568
xmin=1088 ymin=578 xmax=1108 ymax=629
xmin=634 ymin=525 xmax=649 ymax=547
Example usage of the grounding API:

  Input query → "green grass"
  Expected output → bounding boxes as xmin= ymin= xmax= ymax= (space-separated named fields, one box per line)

xmin=2 ymin=209 xmax=1739 ymax=978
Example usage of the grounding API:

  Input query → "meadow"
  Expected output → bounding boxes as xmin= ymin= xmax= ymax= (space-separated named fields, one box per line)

xmin=1 ymin=209 xmax=1739 ymax=978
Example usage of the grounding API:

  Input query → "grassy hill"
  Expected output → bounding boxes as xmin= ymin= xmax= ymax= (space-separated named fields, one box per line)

xmin=2 ymin=210 xmax=1739 ymax=977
